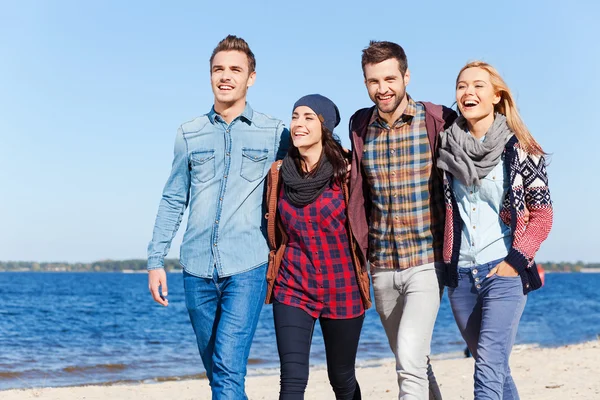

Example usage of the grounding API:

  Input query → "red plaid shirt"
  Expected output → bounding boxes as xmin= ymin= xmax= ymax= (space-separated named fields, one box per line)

xmin=273 ymin=185 xmax=364 ymax=319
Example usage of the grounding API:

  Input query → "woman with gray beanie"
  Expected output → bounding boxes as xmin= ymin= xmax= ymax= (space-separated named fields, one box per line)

xmin=264 ymin=94 xmax=371 ymax=399
xmin=437 ymin=62 xmax=553 ymax=399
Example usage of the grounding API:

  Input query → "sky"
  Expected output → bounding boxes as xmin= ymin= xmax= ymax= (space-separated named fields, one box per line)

xmin=1 ymin=0 xmax=598 ymax=263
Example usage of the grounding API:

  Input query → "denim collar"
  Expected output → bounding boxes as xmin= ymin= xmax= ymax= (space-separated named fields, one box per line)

xmin=208 ymin=102 xmax=254 ymax=125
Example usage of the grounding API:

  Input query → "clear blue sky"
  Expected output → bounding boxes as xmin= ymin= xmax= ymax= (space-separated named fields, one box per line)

xmin=1 ymin=0 xmax=598 ymax=263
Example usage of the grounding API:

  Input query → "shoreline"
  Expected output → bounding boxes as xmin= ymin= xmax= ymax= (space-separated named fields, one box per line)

xmin=3 ymin=269 xmax=600 ymax=274
xmin=2 ymin=340 xmax=599 ymax=399
xmin=0 ymin=342 xmax=573 ymax=390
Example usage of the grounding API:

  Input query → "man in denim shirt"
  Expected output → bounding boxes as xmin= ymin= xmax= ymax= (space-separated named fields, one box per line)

xmin=147 ymin=35 xmax=289 ymax=399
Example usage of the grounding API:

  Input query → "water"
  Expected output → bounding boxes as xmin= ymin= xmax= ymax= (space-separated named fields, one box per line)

xmin=0 ymin=272 xmax=598 ymax=390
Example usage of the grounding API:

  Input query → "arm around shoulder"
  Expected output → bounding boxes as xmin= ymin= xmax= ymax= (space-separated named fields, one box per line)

xmin=275 ymin=122 xmax=290 ymax=161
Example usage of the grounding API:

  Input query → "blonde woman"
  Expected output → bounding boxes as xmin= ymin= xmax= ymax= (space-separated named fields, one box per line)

xmin=437 ymin=62 xmax=553 ymax=399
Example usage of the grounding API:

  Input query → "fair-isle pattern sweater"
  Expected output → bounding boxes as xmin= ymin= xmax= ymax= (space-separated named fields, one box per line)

xmin=442 ymin=135 xmax=553 ymax=294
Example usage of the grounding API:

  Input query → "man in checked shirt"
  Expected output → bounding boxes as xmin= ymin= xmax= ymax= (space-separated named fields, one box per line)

xmin=347 ymin=41 xmax=456 ymax=399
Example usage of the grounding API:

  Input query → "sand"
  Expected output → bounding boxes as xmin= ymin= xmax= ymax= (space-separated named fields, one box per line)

xmin=3 ymin=340 xmax=599 ymax=399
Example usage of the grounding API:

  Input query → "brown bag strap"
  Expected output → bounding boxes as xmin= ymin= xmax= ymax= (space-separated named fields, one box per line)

xmin=266 ymin=161 xmax=283 ymax=250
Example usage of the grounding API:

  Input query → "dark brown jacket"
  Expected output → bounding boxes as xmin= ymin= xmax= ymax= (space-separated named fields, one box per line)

xmin=264 ymin=161 xmax=372 ymax=309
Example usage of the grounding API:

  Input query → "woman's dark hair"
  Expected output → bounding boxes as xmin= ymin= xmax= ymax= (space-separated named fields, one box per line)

xmin=288 ymin=117 xmax=349 ymax=186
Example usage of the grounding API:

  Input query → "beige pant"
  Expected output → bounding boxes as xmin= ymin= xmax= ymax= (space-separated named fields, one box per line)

xmin=372 ymin=263 xmax=442 ymax=400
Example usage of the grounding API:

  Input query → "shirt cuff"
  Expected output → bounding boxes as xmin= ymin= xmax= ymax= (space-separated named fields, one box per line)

xmin=147 ymin=257 xmax=165 ymax=271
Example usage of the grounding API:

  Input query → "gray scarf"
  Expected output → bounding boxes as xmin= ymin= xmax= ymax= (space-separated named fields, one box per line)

xmin=437 ymin=113 xmax=513 ymax=186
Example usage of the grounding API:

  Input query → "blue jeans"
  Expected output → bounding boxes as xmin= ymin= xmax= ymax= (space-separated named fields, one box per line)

xmin=184 ymin=264 xmax=267 ymax=400
xmin=448 ymin=259 xmax=527 ymax=400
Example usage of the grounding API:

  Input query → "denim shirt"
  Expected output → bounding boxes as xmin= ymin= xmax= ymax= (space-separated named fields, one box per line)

xmin=453 ymin=156 xmax=512 ymax=267
xmin=148 ymin=103 xmax=290 ymax=278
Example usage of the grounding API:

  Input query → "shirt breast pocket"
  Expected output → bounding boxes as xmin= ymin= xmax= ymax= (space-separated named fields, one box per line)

xmin=240 ymin=148 xmax=268 ymax=182
xmin=319 ymin=193 xmax=346 ymax=233
xmin=190 ymin=149 xmax=215 ymax=183
xmin=481 ymin=163 xmax=508 ymax=206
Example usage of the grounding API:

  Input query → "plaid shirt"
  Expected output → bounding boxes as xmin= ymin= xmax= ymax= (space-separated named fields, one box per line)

xmin=362 ymin=96 xmax=443 ymax=270
xmin=273 ymin=185 xmax=364 ymax=319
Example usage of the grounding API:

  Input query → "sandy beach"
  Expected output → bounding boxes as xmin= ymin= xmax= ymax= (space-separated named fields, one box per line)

xmin=3 ymin=340 xmax=598 ymax=400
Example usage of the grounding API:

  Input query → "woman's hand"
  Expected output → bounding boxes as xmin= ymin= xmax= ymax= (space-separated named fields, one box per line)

xmin=486 ymin=261 xmax=519 ymax=278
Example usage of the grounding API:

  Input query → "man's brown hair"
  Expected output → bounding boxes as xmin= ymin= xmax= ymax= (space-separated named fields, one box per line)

xmin=210 ymin=35 xmax=256 ymax=73
xmin=361 ymin=41 xmax=408 ymax=76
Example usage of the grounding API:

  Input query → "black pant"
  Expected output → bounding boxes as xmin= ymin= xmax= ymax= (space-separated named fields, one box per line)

xmin=273 ymin=301 xmax=364 ymax=400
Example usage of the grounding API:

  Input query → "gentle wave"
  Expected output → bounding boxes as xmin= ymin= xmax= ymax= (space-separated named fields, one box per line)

xmin=63 ymin=363 xmax=128 ymax=374
xmin=0 ymin=372 xmax=23 ymax=380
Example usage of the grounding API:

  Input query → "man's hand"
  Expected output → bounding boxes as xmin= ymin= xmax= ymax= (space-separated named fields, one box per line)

xmin=342 ymin=147 xmax=352 ymax=182
xmin=148 ymin=269 xmax=169 ymax=306
xmin=486 ymin=261 xmax=519 ymax=278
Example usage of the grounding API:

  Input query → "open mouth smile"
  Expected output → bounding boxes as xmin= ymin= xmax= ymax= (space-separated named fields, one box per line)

xmin=378 ymin=94 xmax=393 ymax=102
xmin=462 ymin=99 xmax=478 ymax=110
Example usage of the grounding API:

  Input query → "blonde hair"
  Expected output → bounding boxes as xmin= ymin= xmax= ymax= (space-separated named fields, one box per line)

xmin=457 ymin=61 xmax=544 ymax=156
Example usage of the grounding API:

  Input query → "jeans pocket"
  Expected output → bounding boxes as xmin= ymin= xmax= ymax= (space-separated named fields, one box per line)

xmin=494 ymin=274 xmax=520 ymax=279
xmin=240 ymin=148 xmax=268 ymax=182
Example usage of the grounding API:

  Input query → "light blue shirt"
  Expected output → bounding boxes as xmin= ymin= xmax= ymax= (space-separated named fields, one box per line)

xmin=453 ymin=155 xmax=512 ymax=268
xmin=148 ymin=103 xmax=289 ymax=278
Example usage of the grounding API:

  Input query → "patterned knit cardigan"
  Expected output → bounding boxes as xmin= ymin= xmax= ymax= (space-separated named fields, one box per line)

xmin=442 ymin=135 xmax=553 ymax=294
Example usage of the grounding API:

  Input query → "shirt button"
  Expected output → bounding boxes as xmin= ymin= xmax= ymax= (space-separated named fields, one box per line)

xmin=392 ymin=172 xmax=396 ymax=176
xmin=472 ymin=269 xmax=478 ymax=274
xmin=213 ymin=243 xmax=217 ymax=247
xmin=472 ymin=207 xmax=476 ymax=211
xmin=395 ymin=216 xmax=400 ymax=221
xmin=215 ymin=220 xmax=219 ymax=224
xmin=492 ymin=176 xmax=496 ymax=180
xmin=470 ymin=190 xmax=473 ymax=194
xmin=224 ymin=174 xmax=228 ymax=178
xmin=226 ymin=152 xmax=230 ymax=156
xmin=476 ymin=284 xmax=481 ymax=289
xmin=473 ymin=226 xmax=476 ymax=229
xmin=475 ymin=277 xmax=480 ymax=282
xmin=393 ymin=193 xmax=397 ymax=198
xmin=219 ymin=197 xmax=223 ymax=201
xmin=390 ymin=149 xmax=395 ymax=154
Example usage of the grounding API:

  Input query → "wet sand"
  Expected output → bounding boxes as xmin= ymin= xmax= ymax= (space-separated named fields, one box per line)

xmin=3 ymin=340 xmax=599 ymax=399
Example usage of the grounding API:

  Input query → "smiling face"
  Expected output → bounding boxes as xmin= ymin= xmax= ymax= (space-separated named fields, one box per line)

xmin=210 ymin=50 xmax=256 ymax=110
xmin=290 ymin=106 xmax=323 ymax=154
xmin=364 ymin=58 xmax=410 ymax=123
xmin=456 ymin=67 xmax=501 ymax=126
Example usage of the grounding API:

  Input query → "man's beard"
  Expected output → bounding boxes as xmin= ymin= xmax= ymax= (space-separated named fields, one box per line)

xmin=375 ymin=90 xmax=405 ymax=115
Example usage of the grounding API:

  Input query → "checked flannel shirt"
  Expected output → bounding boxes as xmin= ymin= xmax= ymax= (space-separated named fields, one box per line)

xmin=273 ymin=185 xmax=364 ymax=319
xmin=362 ymin=96 xmax=444 ymax=270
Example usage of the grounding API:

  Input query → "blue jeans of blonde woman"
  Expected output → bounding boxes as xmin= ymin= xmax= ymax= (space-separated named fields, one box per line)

xmin=448 ymin=258 xmax=527 ymax=400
